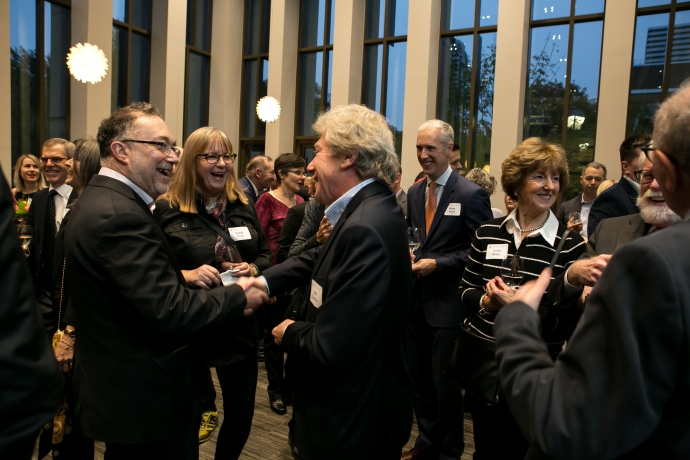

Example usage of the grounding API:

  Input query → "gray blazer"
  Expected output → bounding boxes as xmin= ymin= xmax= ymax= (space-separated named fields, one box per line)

xmin=396 ymin=190 xmax=408 ymax=218
xmin=585 ymin=213 xmax=649 ymax=256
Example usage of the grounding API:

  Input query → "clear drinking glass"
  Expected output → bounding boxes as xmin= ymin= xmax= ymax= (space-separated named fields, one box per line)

xmin=407 ymin=227 xmax=422 ymax=255
xmin=223 ymin=245 xmax=242 ymax=272
xmin=18 ymin=225 xmax=32 ymax=255
xmin=500 ymin=254 xmax=524 ymax=288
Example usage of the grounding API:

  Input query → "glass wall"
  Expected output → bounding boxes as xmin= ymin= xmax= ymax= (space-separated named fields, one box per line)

xmin=627 ymin=0 xmax=690 ymax=136
xmin=362 ymin=0 xmax=408 ymax=156
xmin=524 ymin=0 xmax=605 ymax=200
xmin=10 ymin=0 xmax=70 ymax=170
xmin=112 ymin=0 xmax=152 ymax=112
xmin=239 ymin=0 xmax=271 ymax=173
xmin=184 ymin=0 xmax=212 ymax=141
xmin=437 ymin=0 xmax=499 ymax=171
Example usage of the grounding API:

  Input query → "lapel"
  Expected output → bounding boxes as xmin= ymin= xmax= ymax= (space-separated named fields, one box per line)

xmin=424 ymin=173 xmax=457 ymax=242
xmin=629 ymin=214 xmax=650 ymax=239
xmin=619 ymin=178 xmax=639 ymax=209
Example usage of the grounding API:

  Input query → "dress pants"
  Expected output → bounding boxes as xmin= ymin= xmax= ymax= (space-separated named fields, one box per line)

xmin=407 ymin=309 xmax=465 ymax=460
xmin=466 ymin=393 xmax=527 ymax=460
xmin=263 ymin=294 xmax=290 ymax=400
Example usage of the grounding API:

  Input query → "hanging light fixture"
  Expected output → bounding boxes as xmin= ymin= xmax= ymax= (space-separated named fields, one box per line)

xmin=66 ymin=43 xmax=109 ymax=84
xmin=256 ymin=96 xmax=281 ymax=123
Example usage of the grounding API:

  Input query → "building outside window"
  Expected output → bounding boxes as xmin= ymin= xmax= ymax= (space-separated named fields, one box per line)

xmin=627 ymin=0 xmax=690 ymax=136
xmin=10 ymin=0 xmax=71 ymax=168
xmin=111 ymin=0 xmax=152 ymax=112
xmin=437 ymin=0 xmax=498 ymax=171
xmin=524 ymin=0 xmax=605 ymax=200
xmin=295 ymin=0 xmax=334 ymax=165
xmin=239 ymin=0 xmax=270 ymax=173
xmin=184 ymin=0 xmax=212 ymax=141
xmin=362 ymin=0 xmax=408 ymax=157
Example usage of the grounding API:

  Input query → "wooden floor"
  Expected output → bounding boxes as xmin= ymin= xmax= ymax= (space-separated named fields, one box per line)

xmin=38 ymin=362 xmax=476 ymax=459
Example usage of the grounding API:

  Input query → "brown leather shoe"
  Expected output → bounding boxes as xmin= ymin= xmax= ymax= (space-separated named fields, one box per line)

xmin=401 ymin=448 xmax=428 ymax=460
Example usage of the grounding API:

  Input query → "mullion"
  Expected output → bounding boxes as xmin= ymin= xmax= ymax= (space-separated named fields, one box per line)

xmin=465 ymin=0 xmax=482 ymax=165
xmin=37 ymin=0 xmax=46 ymax=144
xmin=560 ymin=4 xmax=576 ymax=147
xmin=661 ymin=3 xmax=678 ymax=99
xmin=255 ymin=56 xmax=262 ymax=137
xmin=126 ymin=0 xmax=133 ymax=104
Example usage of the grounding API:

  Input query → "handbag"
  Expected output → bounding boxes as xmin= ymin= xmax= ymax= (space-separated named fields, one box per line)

xmin=445 ymin=229 xmax=572 ymax=407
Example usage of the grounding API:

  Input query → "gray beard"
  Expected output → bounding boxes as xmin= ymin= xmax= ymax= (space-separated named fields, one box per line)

xmin=637 ymin=192 xmax=683 ymax=227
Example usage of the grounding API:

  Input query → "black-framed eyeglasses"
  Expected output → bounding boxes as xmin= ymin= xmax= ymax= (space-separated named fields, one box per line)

xmin=286 ymin=169 xmax=306 ymax=177
xmin=634 ymin=169 xmax=654 ymax=185
xmin=121 ymin=139 xmax=178 ymax=157
xmin=198 ymin=153 xmax=237 ymax=164
xmin=641 ymin=142 xmax=656 ymax=162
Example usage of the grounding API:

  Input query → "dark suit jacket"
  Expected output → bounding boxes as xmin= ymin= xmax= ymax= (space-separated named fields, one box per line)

xmin=238 ymin=175 xmax=258 ymax=203
xmin=406 ymin=172 xmax=492 ymax=326
xmin=587 ymin=178 xmax=639 ymax=237
xmin=65 ymin=175 xmax=248 ymax=444
xmin=262 ymin=181 xmax=413 ymax=459
xmin=276 ymin=201 xmax=307 ymax=264
xmin=586 ymin=213 xmax=649 ymax=256
xmin=495 ymin=219 xmax=690 ymax=459
xmin=555 ymin=195 xmax=582 ymax=227
xmin=0 ymin=168 xmax=62 ymax=460
xmin=396 ymin=189 xmax=408 ymax=218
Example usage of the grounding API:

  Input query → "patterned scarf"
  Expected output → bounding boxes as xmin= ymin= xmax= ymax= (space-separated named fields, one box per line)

xmin=205 ymin=195 xmax=228 ymax=267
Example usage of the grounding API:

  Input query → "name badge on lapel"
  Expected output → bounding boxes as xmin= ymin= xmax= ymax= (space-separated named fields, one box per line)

xmin=228 ymin=226 xmax=251 ymax=241
xmin=310 ymin=279 xmax=323 ymax=308
xmin=486 ymin=244 xmax=509 ymax=260
xmin=445 ymin=203 xmax=461 ymax=216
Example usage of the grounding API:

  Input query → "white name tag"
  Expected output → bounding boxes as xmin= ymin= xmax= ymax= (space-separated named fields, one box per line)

xmin=445 ymin=203 xmax=461 ymax=216
xmin=486 ymin=244 xmax=509 ymax=260
xmin=310 ymin=279 xmax=323 ymax=309
xmin=228 ymin=226 xmax=251 ymax=241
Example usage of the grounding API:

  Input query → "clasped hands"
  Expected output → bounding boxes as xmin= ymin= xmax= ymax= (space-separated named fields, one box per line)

xmin=236 ymin=277 xmax=294 ymax=343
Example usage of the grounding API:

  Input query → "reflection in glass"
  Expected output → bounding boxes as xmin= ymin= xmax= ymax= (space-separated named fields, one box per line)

xmin=130 ymin=32 xmax=151 ymax=103
xmin=531 ymin=0 xmax=571 ymax=21
xmin=186 ymin=52 xmax=211 ymax=138
xmin=44 ymin=2 xmax=70 ymax=139
xmin=243 ymin=60 xmax=258 ymax=138
xmin=474 ymin=32 xmax=496 ymax=169
xmin=638 ymin=0 xmax=671 ymax=7
xmin=574 ymin=0 xmax=604 ymax=16
xmin=441 ymin=0 xmax=475 ymax=31
xmin=362 ymin=44 xmax=383 ymax=112
xmin=389 ymin=0 xmax=409 ymax=36
xmin=261 ymin=0 xmax=271 ymax=53
xmin=299 ymin=52 xmax=324 ymax=136
xmin=668 ymin=9 xmax=690 ymax=91
xmin=259 ymin=59 xmax=269 ymax=136
xmin=244 ymin=0 xmax=260 ymax=55
xmin=195 ymin=0 xmax=212 ymax=51
xmin=364 ymin=0 xmax=385 ymax=39
xmin=479 ymin=0 xmax=499 ymax=27
xmin=131 ymin=0 xmax=152 ymax=30
xmin=113 ymin=0 xmax=126 ymax=21
xmin=300 ymin=0 xmax=326 ymax=48
xmin=387 ymin=42 xmax=407 ymax=155
xmin=111 ymin=26 xmax=128 ymax=111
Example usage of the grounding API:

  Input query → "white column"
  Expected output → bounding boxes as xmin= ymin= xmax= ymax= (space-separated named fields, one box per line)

xmin=0 ymin=0 xmax=11 ymax=180
xmin=330 ymin=0 xmax=365 ymax=107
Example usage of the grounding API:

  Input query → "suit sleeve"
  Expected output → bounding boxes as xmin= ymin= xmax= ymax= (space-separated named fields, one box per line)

xmin=436 ymin=187 xmax=492 ymax=273
xmin=277 ymin=206 xmax=303 ymax=264
xmin=494 ymin=242 xmax=682 ymax=459
xmin=555 ymin=202 xmax=567 ymax=227
xmin=98 ymin=211 xmax=247 ymax=334
xmin=280 ymin=222 xmax=392 ymax=373
xmin=585 ymin=219 xmax=605 ymax=256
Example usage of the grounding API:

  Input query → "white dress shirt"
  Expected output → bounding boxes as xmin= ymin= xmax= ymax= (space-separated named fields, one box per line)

xmin=49 ymin=183 xmax=73 ymax=232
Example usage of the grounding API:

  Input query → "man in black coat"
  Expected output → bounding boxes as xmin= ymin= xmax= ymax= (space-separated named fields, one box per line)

xmin=586 ymin=134 xmax=650 ymax=237
xmin=239 ymin=105 xmax=413 ymax=459
xmin=555 ymin=162 xmax=606 ymax=236
xmin=238 ymin=155 xmax=275 ymax=203
xmin=494 ymin=84 xmax=690 ymax=459
xmin=65 ymin=103 xmax=267 ymax=459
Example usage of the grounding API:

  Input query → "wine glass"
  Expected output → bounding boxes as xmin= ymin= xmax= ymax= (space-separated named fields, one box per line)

xmin=500 ymin=254 xmax=523 ymax=288
xmin=223 ymin=245 xmax=242 ymax=272
xmin=568 ymin=212 xmax=582 ymax=226
xmin=407 ymin=228 xmax=422 ymax=256
xmin=18 ymin=225 xmax=32 ymax=256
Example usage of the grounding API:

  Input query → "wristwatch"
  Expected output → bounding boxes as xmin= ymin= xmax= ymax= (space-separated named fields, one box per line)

xmin=250 ymin=263 xmax=260 ymax=277
xmin=478 ymin=294 xmax=489 ymax=315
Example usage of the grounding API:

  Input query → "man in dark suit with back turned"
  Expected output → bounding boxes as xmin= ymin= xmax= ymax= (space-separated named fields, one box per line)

xmin=392 ymin=165 xmax=408 ymax=218
xmin=555 ymin=161 xmax=606 ymax=236
xmin=239 ymin=104 xmax=413 ymax=459
xmin=494 ymin=85 xmax=690 ymax=459
xmin=403 ymin=120 xmax=492 ymax=460
xmin=26 ymin=138 xmax=78 ymax=334
xmin=586 ymin=134 xmax=650 ymax=237
xmin=65 ymin=103 xmax=267 ymax=460
xmin=238 ymin=155 xmax=276 ymax=203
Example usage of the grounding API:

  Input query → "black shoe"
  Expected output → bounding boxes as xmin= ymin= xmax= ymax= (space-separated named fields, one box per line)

xmin=270 ymin=398 xmax=287 ymax=415
xmin=291 ymin=444 xmax=302 ymax=460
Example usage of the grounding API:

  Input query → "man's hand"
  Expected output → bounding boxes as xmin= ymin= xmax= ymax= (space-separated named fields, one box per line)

xmin=244 ymin=287 xmax=268 ymax=316
xmin=412 ymin=258 xmax=437 ymax=277
xmin=567 ymin=254 xmax=612 ymax=287
xmin=511 ymin=268 xmax=553 ymax=312
xmin=316 ymin=216 xmax=332 ymax=245
xmin=221 ymin=261 xmax=251 ymax=276
xmin=236 ymin=276 xmax=267 ymax=292
xmin=54 ymin=332 xmax=75 ymax=374
xmin=567 ymin=220 xmax=583 ymax=233
xmin=182 ymin=265 xmax=221 ymax=290
xmin=272 ymin=319 xmax=295 ymax=345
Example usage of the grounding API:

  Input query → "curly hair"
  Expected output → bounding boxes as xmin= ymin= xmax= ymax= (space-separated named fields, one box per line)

xmin=501 ymin=137 xmax=569 ymax=197
xmin=465 ymin=168 xmax=497 ymax=195
xmin=97 ymin=102 xmax=162 ymax=159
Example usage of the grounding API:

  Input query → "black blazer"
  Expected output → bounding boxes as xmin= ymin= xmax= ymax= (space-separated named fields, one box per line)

xmin=586 ymin=213 xmax=649 ymax=256
xmin=407 ymin=172 xmax=493 ymax=327
xmin=587 ymin=178 xmax=639 ymax=237
xmin=276 ymin=201 xmax=307 ymax=264
xmin=495 ymin=219 xmax=690 ymax=459
xmin=263 ymin=181 xmax=413 ymax=459
xmin=0 ymin=168 xmax=62 ymax=460
xmin=238 ymin=175 xmax=258 ymax=204
xmin=555 ymin=195 xmax=582 ymax=227
xmin=65 ymin=175 xmax=248 ymax=444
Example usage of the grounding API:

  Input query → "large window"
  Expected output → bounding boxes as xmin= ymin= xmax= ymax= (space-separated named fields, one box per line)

xmin=524 ymin=0 xmax=605 ymax=200
xmin=437 ymin=0 xmax=499 ymax=171
xmin=295 ymin=0 xmax=334 ymax=165
xmin=111 ymin=0 xmax=152 ymax=112
xmin=362 ymin=0 xmax=408 ymax=156
xmin=183 ymin=0 xmax=212 ymax=141
xmin=627 ymin=0 xmax=690 ymax=136
xmin=239 ymin=0 xmax=271 ymax=173
xmin=10 ymin=0 xmax=70 ymax=168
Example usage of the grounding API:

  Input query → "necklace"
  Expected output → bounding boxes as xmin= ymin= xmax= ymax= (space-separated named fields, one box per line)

xmin=519 ymin=215 xmax=548 ymax=233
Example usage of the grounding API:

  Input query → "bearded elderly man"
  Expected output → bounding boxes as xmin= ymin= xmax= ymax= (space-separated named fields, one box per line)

xmin=238 ymin=104 xmax=413 ymax=460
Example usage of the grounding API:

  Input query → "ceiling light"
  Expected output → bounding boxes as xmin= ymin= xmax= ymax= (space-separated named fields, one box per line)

xmin=257 ymin=96 xmax=281 ymax=123
xmin=66 ymin=43 xmax=108 ymax=84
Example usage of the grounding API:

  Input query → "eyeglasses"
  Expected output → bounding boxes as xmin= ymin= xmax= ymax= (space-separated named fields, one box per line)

xmin=39 ymin=156 xmax=68 ymax=165
xmin=121 ymin=139 xmax=179 ymax=157
xmin=641 ymin=142 xmax=656 ymax=162
xmin=198 ymin=153 xmax=237 ymax=164
xmin=286 ymin=169 xmax=306 ymax=177
xmin=634 ymin=169 xmax=654 ymax=185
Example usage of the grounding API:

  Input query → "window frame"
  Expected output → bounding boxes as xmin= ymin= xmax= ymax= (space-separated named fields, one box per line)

xmin=183 ymin=0 xmax=213 ymax=143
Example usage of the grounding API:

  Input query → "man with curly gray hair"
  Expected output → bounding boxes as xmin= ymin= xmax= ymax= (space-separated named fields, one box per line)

xmin=238 ymin=104 xmax=413 ymax=459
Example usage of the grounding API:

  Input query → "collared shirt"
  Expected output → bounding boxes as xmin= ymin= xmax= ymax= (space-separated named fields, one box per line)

xmin=501 ymin=208 xmax=559 ymax=249
xmin=395 ymin=189 xmax=402 ymax=199
xmin=244 ymin=175 xmax=259 ymax=198
xmin=579 ymin=195 xmax=592 ymax=238
xmin=49 ymin=183 xmax=73 ymax=232
xmin=424 ymin=166 xmax=452 ymax=208
xmin=623 ymin=175 xmax=640 ymax=195
xmin=324 ymin=178 xmax=375 ymax=227
xmin=99 ymin=167 xmax=155 ymax=213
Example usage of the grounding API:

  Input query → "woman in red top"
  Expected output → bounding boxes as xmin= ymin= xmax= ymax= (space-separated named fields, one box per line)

xmin=255 ymin=153 xmax=306 ymax=265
